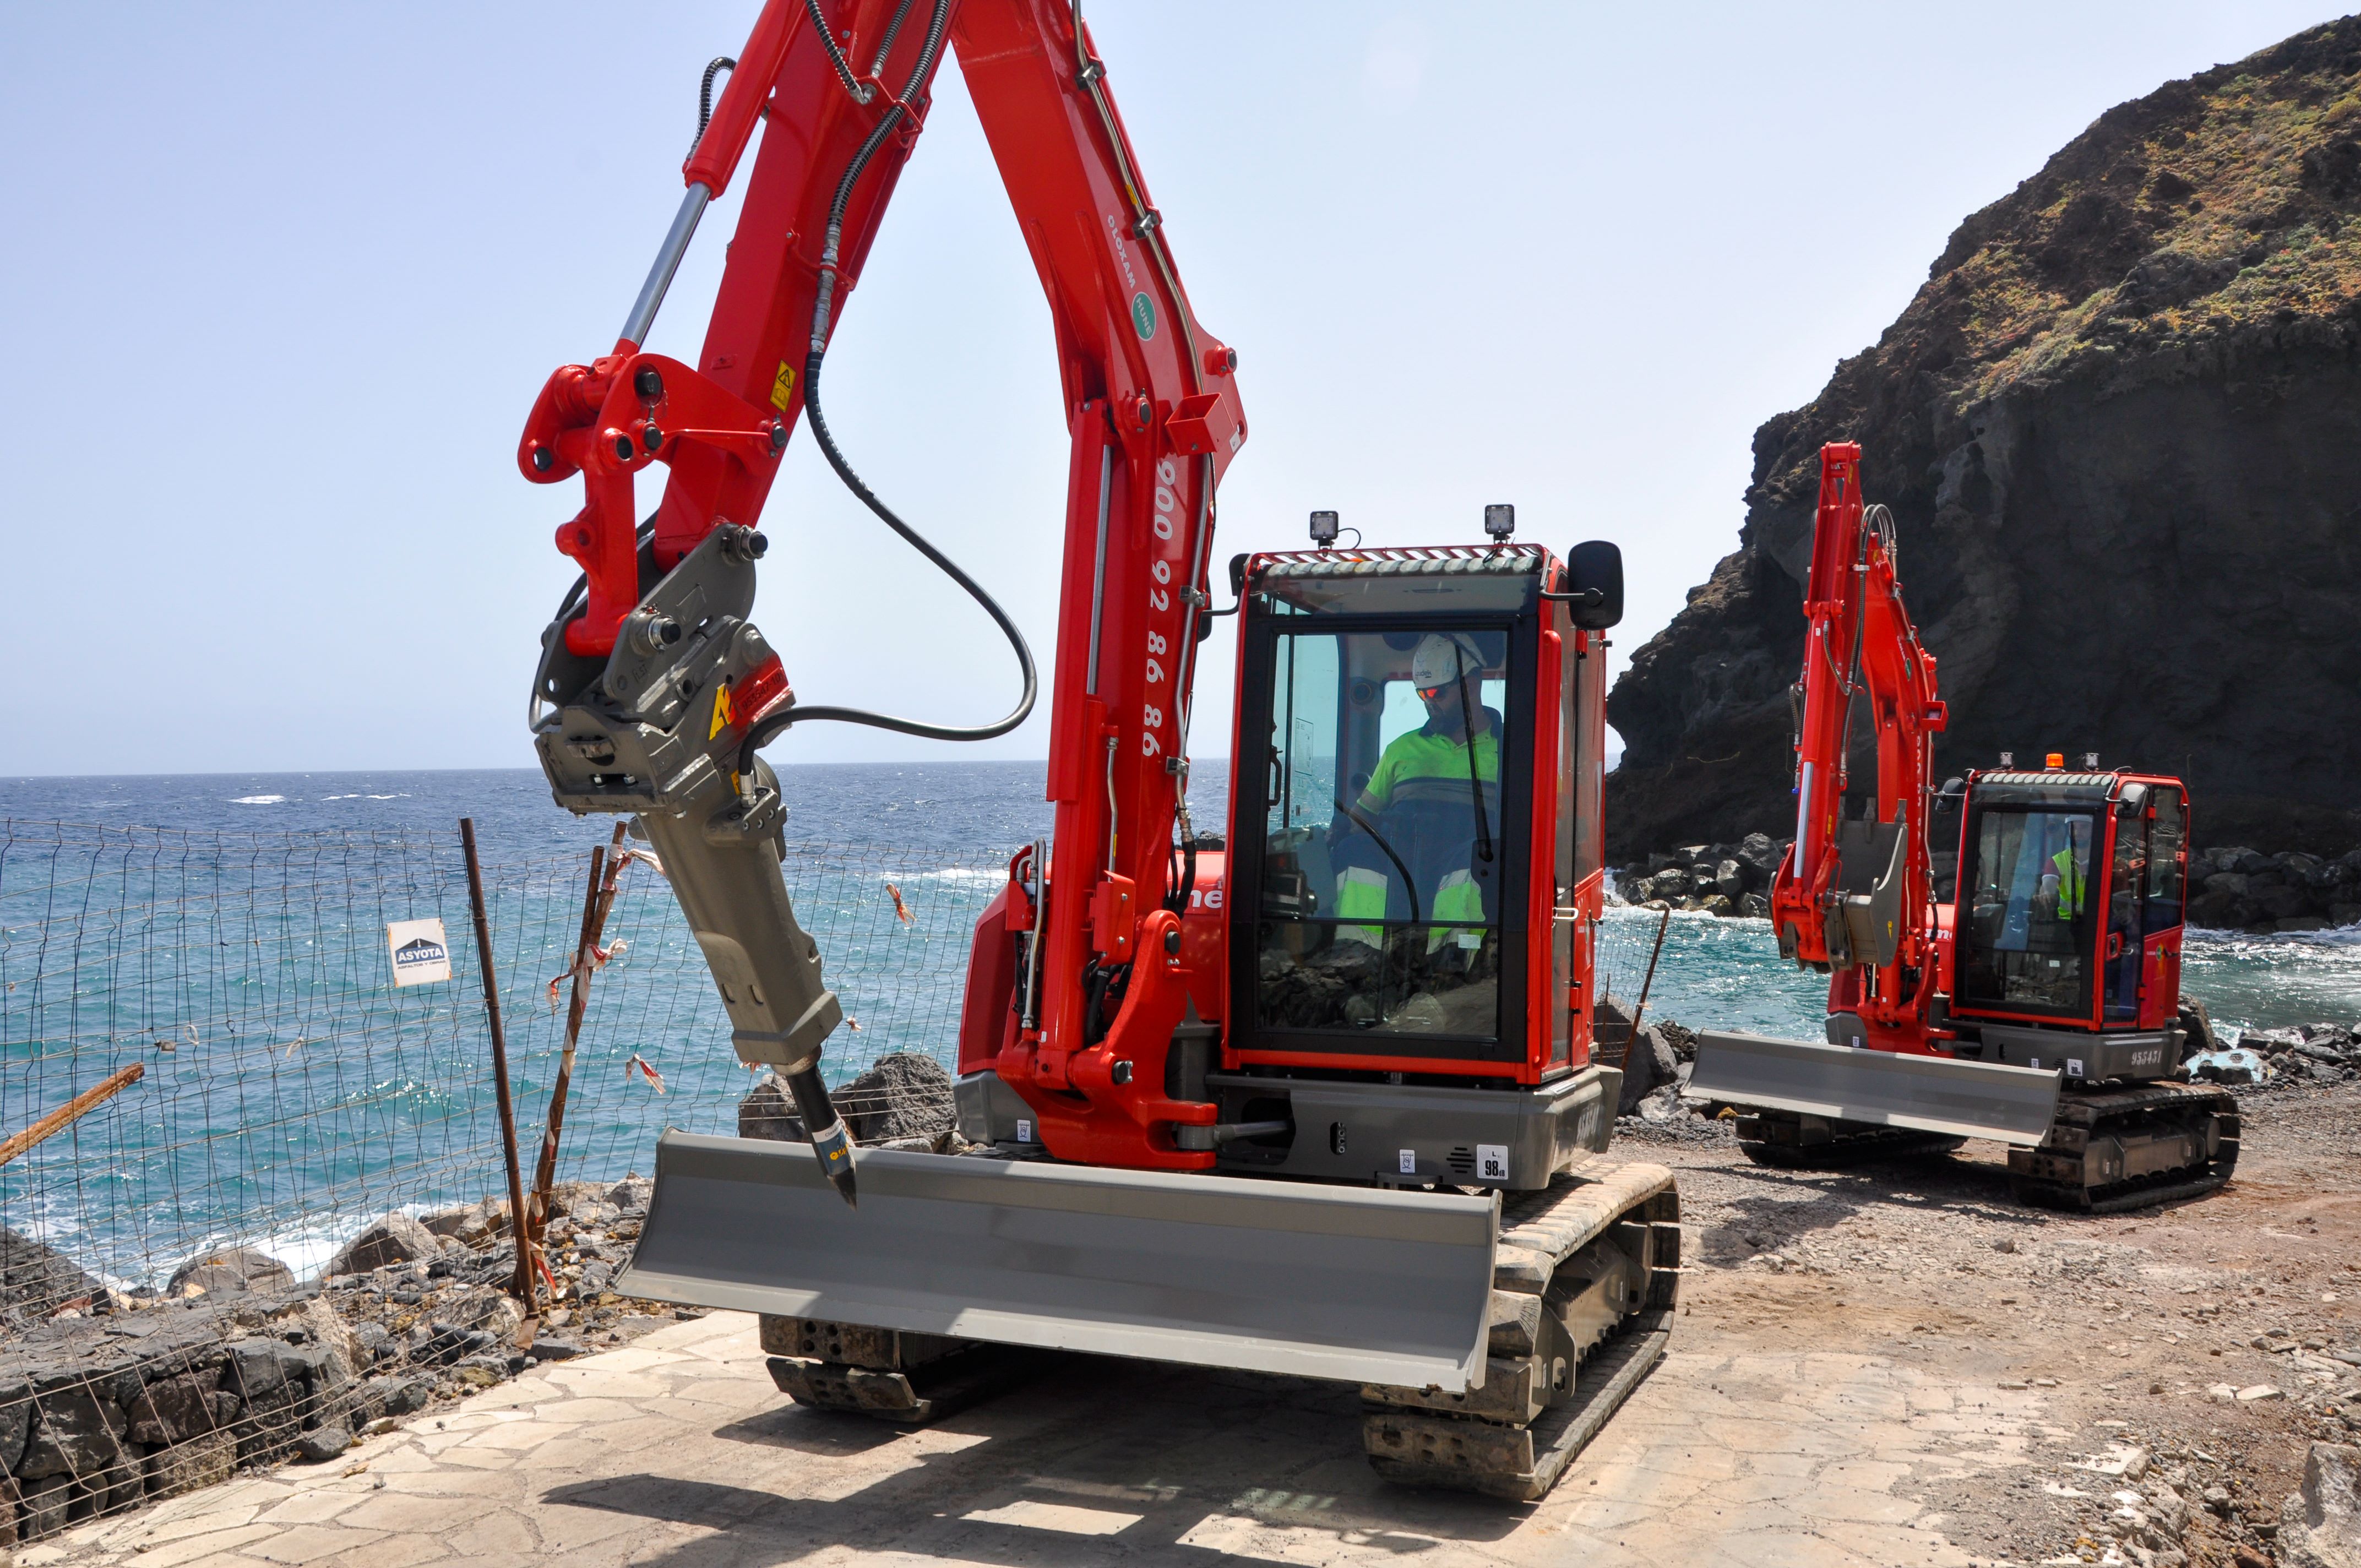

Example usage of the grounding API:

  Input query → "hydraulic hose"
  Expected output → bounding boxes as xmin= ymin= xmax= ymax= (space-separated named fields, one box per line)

xmin=739 ymin=0 xmax=1037 ymax=769
xmin=691 ymin=57 xmax=736 ymax=157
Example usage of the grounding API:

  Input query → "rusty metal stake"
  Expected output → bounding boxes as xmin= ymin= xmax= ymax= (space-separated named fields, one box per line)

xmin=460 ymin=818 xmax=537 ymax=1313
xmin=527 ymin=823 xmax=631 ymax=1269
xmin=0 ymin=1063 xmax=144 ymax=1169
xmin=1627 ymin=906 xmax=1674 ymax=1042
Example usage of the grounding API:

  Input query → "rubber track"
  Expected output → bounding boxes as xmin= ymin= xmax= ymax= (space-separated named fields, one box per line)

xmin=2008 ymin=1081 xmax=2239 ymax=1213
xmin=1736 ymin=1122 xmax=1967 ymax=1170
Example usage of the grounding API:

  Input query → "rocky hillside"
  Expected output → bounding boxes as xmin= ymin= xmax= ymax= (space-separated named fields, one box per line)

xmin=1608 ymin=17 xmax=2361 ymax=859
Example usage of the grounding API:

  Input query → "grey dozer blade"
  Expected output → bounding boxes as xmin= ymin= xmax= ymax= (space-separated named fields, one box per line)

xmin=531 ymin=523 xmax=856 ymax=1195
xmin=1688 ymin=1029 xmax=2063 ymax=1145
xmin=619 ymin=1131 xmax=1503 ymax=1392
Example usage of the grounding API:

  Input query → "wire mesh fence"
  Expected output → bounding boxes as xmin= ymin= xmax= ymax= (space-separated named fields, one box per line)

xmin=0 ymin=814 xmax=1005 ymax=1540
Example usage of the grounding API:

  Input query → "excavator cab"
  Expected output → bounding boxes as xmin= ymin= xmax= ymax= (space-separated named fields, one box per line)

xmin=1950 ymin=766 xmax=2191 ymax=1058
xmin=1226 ymin=542 xmax=1610 ymax=1093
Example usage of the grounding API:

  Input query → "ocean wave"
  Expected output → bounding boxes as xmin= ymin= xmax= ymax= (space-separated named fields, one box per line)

xmin=902 ymin=867 xmax=1004 ymax=885
xmin=228 ymin=794 xmax=286 ymax=805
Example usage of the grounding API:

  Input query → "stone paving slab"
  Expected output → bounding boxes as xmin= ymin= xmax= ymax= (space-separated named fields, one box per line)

xmin=30 ymin=1310 xmax=2054 ymax=1567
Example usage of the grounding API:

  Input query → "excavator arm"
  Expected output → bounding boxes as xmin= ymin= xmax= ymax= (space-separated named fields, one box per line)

xmin=1691 ymin=443 xmax=2062 ymax=1145
xmin=521 ymin=2 xmax=1244 ymax=1189
xmin=1766 ymin=443 xmax=1946 ymax=1031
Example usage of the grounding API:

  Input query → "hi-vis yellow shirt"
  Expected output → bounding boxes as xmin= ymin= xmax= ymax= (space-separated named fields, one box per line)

xmin=1362 ymin=726 xmax=1499 ymax=808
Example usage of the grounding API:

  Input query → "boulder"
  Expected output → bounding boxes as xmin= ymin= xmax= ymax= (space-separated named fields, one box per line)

xmin=268 ymin=1292 xmax=365 ymax=1382
xmin=18 ymin=1476 xmax=70 ymax=1541
xmin=359 ymin=1374 xmax=431 ymax=1420
xmin=143 ymin=1428 xmax=237 ymax=1501
xmin=420 ymin=1204 xmax=491 ymax=1245
xmin=0 ymin=1227 xmax=107 ymax=1324
xmin=294 ymin=1424 xmax=352 ymax=1463
xmin=604 ymin=1177 xmax=652 ymax=1213
xmin=1735 ymin=833 xmax=1783 ymax=881
xmin=235 ymin=1377 xmax=320 ymax=1467
xmin=165 ymin=1246 xmax=293 ymax=1298
xmin=124 ymin=1369 xmax=233 ymax=1446
xmin=224 ymin=1338 xmax=293 ymax=1400
xmin=837 ymin=1053 xmax=956 ymax=1145
xmin=2280 ymin=1440 xmax=2361 ymax=1568
xmin=1618 ymin=1026 xmax=1679 ymax=1115
xmin=1713 ymin=859 xmax=1745 ymax=901
xmin=17 ymin=1387 xmax=127 ymax=1482
xmin=739 ymin=1077 xmax=806 ymax=1142
xmin=0 ymin=1377 xmax=31 ymax=1474
xmin=326 ymin=1212 xmax=440 ymax=1276
xmin=1701 ymin=894 xmax=1736 ymax=917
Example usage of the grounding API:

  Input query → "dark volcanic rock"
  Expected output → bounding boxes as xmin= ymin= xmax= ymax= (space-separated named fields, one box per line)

xmin=0 ymin=1228 xmax=107 ymax=1326
xmin=836 ymin=1053 xmax=955 ymax=1145
xmin=1608 ymin=18 xmax=2361 ymax=858
xmin=739 ymin=1077 xmax=806 ymax=1142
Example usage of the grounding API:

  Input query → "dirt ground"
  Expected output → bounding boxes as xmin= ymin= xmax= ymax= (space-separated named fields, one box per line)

xmin=1620 ymin=1075 xmax=2361 ymax=1565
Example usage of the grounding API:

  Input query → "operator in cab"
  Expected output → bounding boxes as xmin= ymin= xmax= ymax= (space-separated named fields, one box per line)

xmin=1331 ymin=633 xmax=1502 ymax=950
xmin=1352 ymin=633 xmax=1499 ymax=819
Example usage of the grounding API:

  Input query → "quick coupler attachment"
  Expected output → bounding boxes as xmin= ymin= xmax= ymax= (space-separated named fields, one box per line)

xmin=786 ymin=1065 xmax=859 ymax=1206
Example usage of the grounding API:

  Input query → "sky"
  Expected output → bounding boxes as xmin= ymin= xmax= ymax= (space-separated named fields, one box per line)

xmin=2 ymin=1 xmax=2345 ymax=777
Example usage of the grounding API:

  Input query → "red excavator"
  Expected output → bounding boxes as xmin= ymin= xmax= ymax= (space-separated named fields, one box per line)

xmin=1687 ymin=443 xmax=2237 ymax=1211
xmin=518 ymin=0 xmax=1675 ymax=1499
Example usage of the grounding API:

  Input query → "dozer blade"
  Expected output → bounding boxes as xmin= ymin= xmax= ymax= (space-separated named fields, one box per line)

xmin=617 ymin=1131 xmax=1499 ymax=1391
xmin=1689 ymin=1030 xmax=2063 ymax=1145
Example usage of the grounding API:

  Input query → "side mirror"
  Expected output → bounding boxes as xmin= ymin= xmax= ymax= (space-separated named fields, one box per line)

xmin=1560 ymin=541 xmax=1623 ymax=630
xmin=1228 ymin=552 xmax=1249 ymax=598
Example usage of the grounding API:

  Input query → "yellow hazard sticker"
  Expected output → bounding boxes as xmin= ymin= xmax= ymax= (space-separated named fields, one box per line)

xmin=709 ymin=682 xmax=734 ymax=739
xmin=770 ymin=361 xmax=797 ymax=412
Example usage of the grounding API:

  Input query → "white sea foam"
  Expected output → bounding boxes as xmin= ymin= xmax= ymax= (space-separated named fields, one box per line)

xmin=229 ymin=794 xmax=286 ymax=805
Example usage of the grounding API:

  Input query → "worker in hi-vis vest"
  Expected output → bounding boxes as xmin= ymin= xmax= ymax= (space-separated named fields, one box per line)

xmin=1332 ymin=632 xmax=1498 ymax=949
xmin=2037 ymin=816 xmax=2090 ymax=923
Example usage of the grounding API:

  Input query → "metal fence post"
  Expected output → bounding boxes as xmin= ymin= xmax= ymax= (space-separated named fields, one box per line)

xmin=460 ymin=818 xmax=537 ymax=1314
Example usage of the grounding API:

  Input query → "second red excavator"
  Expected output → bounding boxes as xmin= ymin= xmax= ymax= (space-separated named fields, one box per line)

xmin=1688 ymin=443 xmax=2238 ymax=1212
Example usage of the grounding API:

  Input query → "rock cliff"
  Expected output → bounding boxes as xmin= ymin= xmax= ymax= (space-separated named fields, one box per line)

xmin=1608 ymin=18 xmax=2361 ymax=859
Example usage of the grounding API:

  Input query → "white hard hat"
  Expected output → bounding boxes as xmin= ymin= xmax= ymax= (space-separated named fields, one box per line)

xmin=1410 ymin=633 xmax=1485 ymax=691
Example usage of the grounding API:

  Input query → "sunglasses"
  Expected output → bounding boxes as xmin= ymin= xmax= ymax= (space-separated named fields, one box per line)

xmin=1416 ymin=682 xmax=1461 ymax=700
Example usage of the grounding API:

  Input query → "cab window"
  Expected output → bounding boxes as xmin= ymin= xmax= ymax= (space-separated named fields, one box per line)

xmin=1255 ymin=627 xmax=1510 ymax=1039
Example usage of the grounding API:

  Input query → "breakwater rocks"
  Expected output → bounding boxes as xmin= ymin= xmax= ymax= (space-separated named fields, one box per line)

xmin=2187 ymin=846 xmax=2361 ymax=933
xmin=1613 ymin=835 xmax=2361 ymax=935
xmin=1612 ymin=833 xmax=1789 ymax=916
xmin=0 ymin=1177 xmax=678 ymax=1546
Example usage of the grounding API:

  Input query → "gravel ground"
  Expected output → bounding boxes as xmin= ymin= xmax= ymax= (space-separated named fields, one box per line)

xmin=1634 ymin=1072 xmax=2361 ymax=1564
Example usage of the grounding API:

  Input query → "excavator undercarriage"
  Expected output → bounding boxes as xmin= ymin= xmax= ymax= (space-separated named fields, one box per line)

xmin=736 ymin=1157 xmax=1680 ymax=1501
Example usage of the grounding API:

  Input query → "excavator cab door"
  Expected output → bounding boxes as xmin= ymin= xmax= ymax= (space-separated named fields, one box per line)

xmin=1230 ymin=552 xmax=1548 ymax=1068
